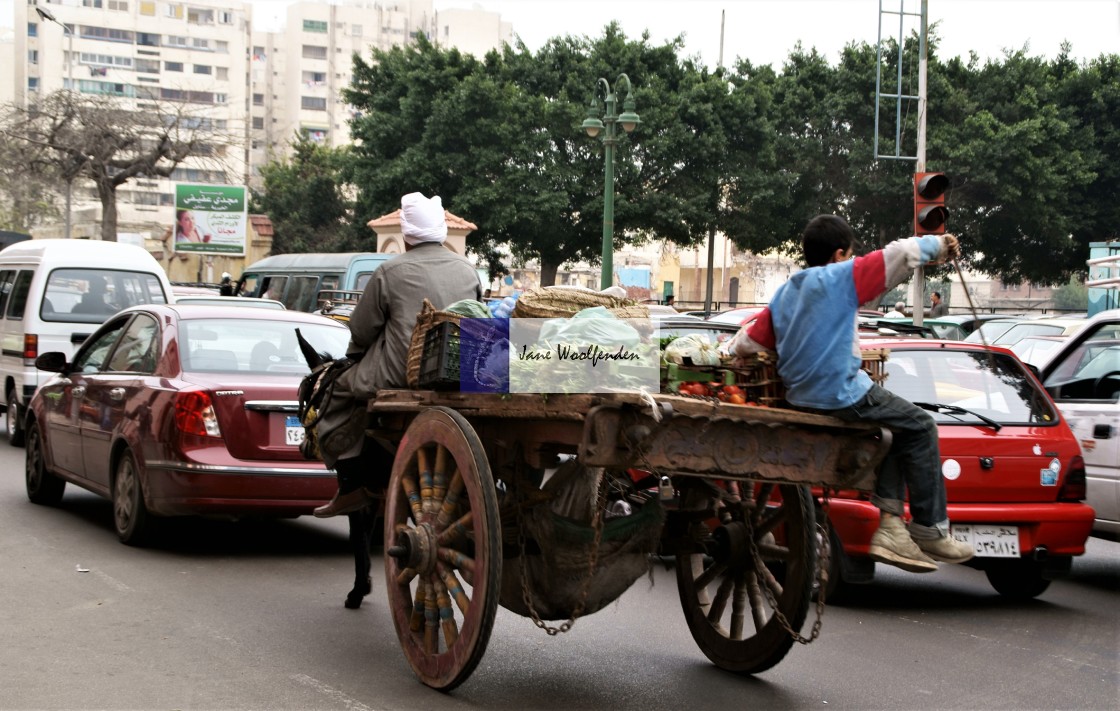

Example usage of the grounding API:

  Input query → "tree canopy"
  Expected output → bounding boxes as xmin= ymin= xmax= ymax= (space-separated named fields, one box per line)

xmin=254 ymin=27 xmax=1117 ymax=285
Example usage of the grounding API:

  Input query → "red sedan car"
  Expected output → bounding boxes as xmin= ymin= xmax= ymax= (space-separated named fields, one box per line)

xmin=823 ymin=338 xmax=1093 ymax=600
xmin=24 ymin=304 xmax=351 ymax=545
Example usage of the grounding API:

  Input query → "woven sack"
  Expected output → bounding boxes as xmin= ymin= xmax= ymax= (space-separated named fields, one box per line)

xmin=512 ymin=286 xmax=631 ymax=319
xmin=498 ymin=460 xmax=664 ymax=620
xmin=406 ymin=299 xmax=462 ymax=388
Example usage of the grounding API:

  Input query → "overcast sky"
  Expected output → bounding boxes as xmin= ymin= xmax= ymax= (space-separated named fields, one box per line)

xmin=5 ymin=0 xmax=1117 ymax=68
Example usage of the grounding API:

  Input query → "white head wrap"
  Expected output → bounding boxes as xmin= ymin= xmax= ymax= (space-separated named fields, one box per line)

xmin=400 ymin=192 xmax=448 ymax=246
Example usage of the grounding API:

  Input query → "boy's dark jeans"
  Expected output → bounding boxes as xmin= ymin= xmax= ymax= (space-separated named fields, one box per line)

xmin=826 ymin=383 xmax=949 ymax=540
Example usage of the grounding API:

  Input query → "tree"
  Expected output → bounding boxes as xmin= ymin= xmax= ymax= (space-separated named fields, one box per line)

xmin=343 ymin=28 xmax=755 ymax=284
xmin=1051 ymin=276 xmax=1088 ymax=311
xmin=0 ymin=91 xmax=239 ymax=241
xmin=0 ymin=126 xmax=61 ymax=233
xmin=250 ymin=134 xmax=356 ymax=254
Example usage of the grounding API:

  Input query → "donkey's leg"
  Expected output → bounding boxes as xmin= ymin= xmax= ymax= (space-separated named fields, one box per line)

xmin=344 ymin=506 xmax=375 ymax=609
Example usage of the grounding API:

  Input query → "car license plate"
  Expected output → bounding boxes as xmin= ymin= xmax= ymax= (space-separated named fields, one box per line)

xmin=950 ymin=524 xmax=1020 ymax=558
xmin=284 ymin=415 xmax=304 ymax=446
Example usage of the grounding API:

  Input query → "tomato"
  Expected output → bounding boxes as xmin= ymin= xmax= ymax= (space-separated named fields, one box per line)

xmin=717 ymin=390 xmax=730 ymax=402
xmin=728 ymin=393 xmax=747 ymax=405
xmin=723 ymin=385 xmax=743 ymax=396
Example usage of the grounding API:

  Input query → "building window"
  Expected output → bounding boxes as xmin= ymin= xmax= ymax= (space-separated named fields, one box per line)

xmin=192 ymin=38 xmax=210 ymax=50
xmin=302 ymin=70 xmax=326 ymax=85
xmin=251 ymin=139 xmax=262 ymax=149
xmin=214 ymin=93 xmax=227 ymax=104
xmin=302 ymin=45 xmax=327 ymax=60
xmin=218 ymin=11 xmax=233 ymax=25
xmin=194 ymin=64 xmax=211 ymax=75
xmin=252 ymin=116 xmax=264 ymax=129
xmin=302 ymin=127 xmax=328 ymax=143
xmin=137 ymin=32 xmax=160 ymax=46
xmin=108 ymin=0 xmax=129 ymax=11
xmin=135 ymin=58 xmax=160 ymax=73
xmin=28 ymin=49 xmax=38 ymax=64
xmin=302 ymin=96 xmax=327 ymax=111
xmin=165 ymin=35 xmax=188 ymax=47
xmin=139 ymin=1 xmax=155 ymax=16
xmin=166 ymin=4 xmax=183 ymax=19
xmin=352 ymin=24 xmax=363 ymax=36
xmin=303 ymin=19 xmax=328 ymax=33
xmin=215 ymin=40 xmax=228 ymax=53
xmin=80 ymin=26 xmax=135 ymax=43
xmin=82 ymin=0 xmax=104 ymax=8
xmin=28 ymin=23 xmax=37 ymax=38
xmin=188 ymin=8 xmax=215 ymax=25
xmin=216 ymin=67 xmax=228 ymax=80
xmin=164 ymin=61 xmax=182 ymax=72
xmin=28 ymin=77 xmax=39 ymax=91
xmin=252 ymin=93 xmax=263 ymax=106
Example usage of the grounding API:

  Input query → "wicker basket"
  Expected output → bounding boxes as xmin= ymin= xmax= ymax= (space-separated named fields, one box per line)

xmin=722 ymin=349 xmax=890 ymax=405
xmin=406 ymin=299 xmax=462 ymax=388
xmin=512 ymin=287 xmax=635 ymax=319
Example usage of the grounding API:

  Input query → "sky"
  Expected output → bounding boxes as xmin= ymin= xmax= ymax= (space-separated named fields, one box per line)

xmin=3 ymin=0 xmax=1118 ymax=68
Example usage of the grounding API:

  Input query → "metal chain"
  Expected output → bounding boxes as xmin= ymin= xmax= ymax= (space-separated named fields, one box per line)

xmin=518 ymin=470 xmax=608 ymax=636
xmin=744 ymin=484 xmax=828 ymax=645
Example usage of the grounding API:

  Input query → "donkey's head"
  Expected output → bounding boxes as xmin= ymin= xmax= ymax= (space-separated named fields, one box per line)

xmin=295 ymin=327 xmax=334 ymax=370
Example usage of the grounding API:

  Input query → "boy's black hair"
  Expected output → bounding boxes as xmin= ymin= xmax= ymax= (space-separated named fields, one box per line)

xmin=802 ymin=215 xmax=857 ymax=267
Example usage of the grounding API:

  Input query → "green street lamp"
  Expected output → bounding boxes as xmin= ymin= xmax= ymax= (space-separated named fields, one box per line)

xmin=582 ymin=74 xmax=640 ymax=290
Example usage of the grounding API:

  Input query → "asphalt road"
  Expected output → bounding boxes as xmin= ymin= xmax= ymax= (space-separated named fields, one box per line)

xmin=1 ymin=437 xmax=1117 ymax=710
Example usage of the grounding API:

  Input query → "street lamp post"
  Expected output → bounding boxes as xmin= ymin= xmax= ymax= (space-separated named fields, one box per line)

xmin=35 ymin=6 xmax=74 ymax=240
xmin=582 ymin=74 xmax=639 ymax=290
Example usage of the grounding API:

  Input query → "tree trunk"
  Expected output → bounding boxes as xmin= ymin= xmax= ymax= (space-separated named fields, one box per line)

xmin=96 ymin=176 xmax=118 ymax=241
xmin=539 ymin=260 xmax=559 ymax=287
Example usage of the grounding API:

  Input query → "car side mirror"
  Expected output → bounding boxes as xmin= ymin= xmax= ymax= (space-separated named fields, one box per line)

xmin=35 ymin=352 xmax=68 ymax=373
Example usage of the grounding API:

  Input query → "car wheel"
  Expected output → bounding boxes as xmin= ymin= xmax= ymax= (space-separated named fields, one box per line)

xmin=25 ymin=420 xmax=65 ymax=505
xmin=984 ymin=559 xmax=1051 ymax=599
xmin=113 ymin=449 xmax=153 ymax=546
xmin=7 ymin=388 xmax=25 ymax=447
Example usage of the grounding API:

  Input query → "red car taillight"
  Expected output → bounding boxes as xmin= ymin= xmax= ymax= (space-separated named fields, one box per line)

xmin=23 ymin=334 xmax=38 ymax=360
xmin=174 ymin=391 xmax=222 ymax=437
xmin=1058 ymin=455 xmax=1087 ymax=502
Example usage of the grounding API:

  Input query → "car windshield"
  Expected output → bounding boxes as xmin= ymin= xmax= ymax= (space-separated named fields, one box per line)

xmin=178 ymin=318 xmax=350 ymax=374
xmin=881 ymin=349 xmax=1057 ymax=425
xmin=964 ymin=320 xmax=1021 ymax=344
xmin=992 ymin=322 xmax=1068 ymax=346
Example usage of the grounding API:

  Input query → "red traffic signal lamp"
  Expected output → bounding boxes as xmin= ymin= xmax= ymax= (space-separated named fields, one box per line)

xmin=913 ymin=172 xmax=949 ymax=235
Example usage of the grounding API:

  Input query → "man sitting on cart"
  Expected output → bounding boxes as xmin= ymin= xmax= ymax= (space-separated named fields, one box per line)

xmin=730 ymin=214 xmax=974 ymax=573
xmin=313 ymin=192 xmax=482 ymax=517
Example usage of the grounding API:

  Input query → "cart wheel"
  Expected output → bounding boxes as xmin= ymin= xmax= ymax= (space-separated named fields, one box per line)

xmin=675 ymin=481 xmax=816 ymax=675
xmin=384 ymin=407 xmax=501 ymax=691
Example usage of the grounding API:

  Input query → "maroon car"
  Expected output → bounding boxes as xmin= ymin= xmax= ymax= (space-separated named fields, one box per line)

xmin=24 ymin=304 xmax=351 ymax=545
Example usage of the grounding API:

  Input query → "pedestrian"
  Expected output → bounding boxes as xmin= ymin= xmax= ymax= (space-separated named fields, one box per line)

xmin=730 ymin=215 xmax=974 ymax=572
xmin=313 ymin=192 xmax=482 ymax=517
xmin=884 ymin=301 xmax=906 ymax=318
xmin=219 ymin=272 xmax=234 ymax=296
xmin=929 ymin=291 xmax=948 ymax=317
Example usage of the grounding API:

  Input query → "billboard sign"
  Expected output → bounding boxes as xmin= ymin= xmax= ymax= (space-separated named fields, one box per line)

xmin=174 ymin=184 xmax=247 ymax=255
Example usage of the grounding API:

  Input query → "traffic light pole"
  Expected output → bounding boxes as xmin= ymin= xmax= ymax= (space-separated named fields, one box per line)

xmin=911 ymin=0 xmax=929 ymax=326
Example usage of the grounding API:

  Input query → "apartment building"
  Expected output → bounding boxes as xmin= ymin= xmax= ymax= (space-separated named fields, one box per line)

xmin=248 ymin=1 xmax=511 ymax=174
xmin=11 ymin=0 xmax=512 ymax=240
xmin=15 ymin=0 xmax=253 ymax=238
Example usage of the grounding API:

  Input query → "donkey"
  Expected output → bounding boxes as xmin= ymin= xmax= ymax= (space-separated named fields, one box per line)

xmin=295 ymin=328 xmax=381 ymax=610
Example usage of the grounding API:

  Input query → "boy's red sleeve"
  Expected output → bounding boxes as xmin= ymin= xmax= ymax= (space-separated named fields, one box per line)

xmin=745 ymin=308 xmax=776 ymax=350
xmin=851 ymin=250 xmax=887 ymax=305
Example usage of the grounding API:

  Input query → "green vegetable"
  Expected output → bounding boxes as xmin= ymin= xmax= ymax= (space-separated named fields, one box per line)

xmin=444 ymin=299 xmax=491 ymax=318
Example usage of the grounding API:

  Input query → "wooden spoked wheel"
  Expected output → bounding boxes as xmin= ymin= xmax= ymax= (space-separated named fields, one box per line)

xmin=384 ymin=407 xmax=501 ymax=691
xmin=675 ymin=481 xmax=816 ymax=675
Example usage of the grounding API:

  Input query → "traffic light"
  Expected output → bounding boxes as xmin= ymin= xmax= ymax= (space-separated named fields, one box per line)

xmin=913 ymin=172 xmax=949 ymax=235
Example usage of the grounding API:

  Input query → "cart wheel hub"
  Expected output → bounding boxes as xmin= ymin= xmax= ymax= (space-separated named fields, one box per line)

xmin=393 ymin=523 xmax=437 ymax=573
xmin=713 ymin=521 xmax=751 ymax=568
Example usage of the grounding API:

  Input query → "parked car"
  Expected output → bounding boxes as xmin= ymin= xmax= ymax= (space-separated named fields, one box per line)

xmin=24 ymin=304 xmax=351 ymax=545
xmin=927 ymin=313 xmax=1008 ymax=337
xmin=991 ymin=316 xmax=1087 ymax=347
xmin=1009 ymin=335 xmax=1068 ymax=368
xmin=173 ymin=295 xmax=286 ymax=309
xmin=655 ymin=318 xmax=740 ymax=345
xmin=964 ymin=317 xmax=1027 ymax=345
xmin=822 ymin=338 xmax=1093 ymax=600
xmin=707 ymin=307 xmax=764 ymax=326
xmin=1038 ymin=309 xmax=1120 ymax=539
xmin=875 ymin=317 xmax=968 ymax=340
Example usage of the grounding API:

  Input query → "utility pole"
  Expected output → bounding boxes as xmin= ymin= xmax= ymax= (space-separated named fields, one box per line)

xmin=911 ymin=0 xmax=929 ymax=326
xmin=36 ymin=6 xmax=74 ymax=239
xmin=702 ymin=9 xmax=726 ymax=317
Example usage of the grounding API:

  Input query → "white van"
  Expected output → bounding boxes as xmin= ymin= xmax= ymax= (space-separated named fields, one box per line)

xmin=0 ymin=239 xmax=173 ymax=446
